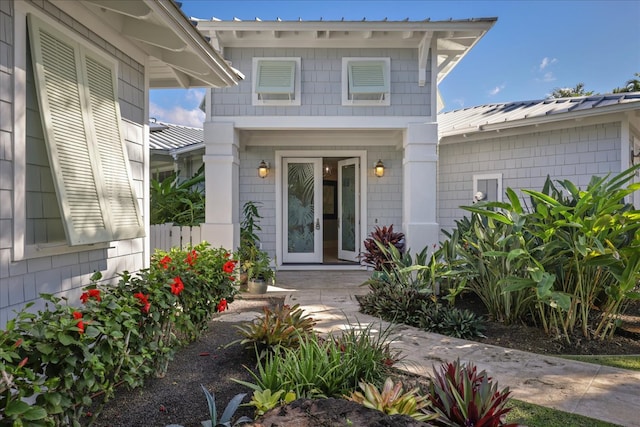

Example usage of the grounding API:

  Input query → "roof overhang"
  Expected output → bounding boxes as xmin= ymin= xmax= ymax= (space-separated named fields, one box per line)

xmin=194 ymin=18 xmax=496 ymax=86
xmin=80 ymin=0 xmax=243 ymax=88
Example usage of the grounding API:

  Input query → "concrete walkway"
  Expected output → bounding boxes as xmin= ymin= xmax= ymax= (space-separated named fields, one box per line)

xmin=220 ymin=270 xmax=639 ymax=427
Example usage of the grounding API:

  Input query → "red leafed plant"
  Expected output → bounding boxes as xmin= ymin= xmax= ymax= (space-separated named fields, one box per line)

xmin=361 ymin=225 xmax=405 ymax=271
xmin=428 ymin=359 xmax=518 ymax=427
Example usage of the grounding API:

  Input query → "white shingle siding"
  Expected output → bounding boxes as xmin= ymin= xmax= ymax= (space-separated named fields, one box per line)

xmin=0 ymin=1 xmax=147 ymax=328
xmin=213 ymin=47 xmax=431 ymax=117
xmin=437 ymin=122 xmax=622 ymax=236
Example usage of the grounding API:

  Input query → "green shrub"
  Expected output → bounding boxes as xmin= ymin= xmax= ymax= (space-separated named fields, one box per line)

xmin=0 ymin=243 xmax=238 ymax=425
xmin=234 ymin=304 xmax=316 ymax=358
xmin=235 ymin=323 xmax=398 ymax=399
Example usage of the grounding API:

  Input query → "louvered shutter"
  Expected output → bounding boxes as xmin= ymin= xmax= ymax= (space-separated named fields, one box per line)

xmin=84 ymin=54 xmax=144 ymax=240
xmin=348 ymin=61 xmax=388 ymax=94
xmin=28 ymin=15 xmax=144 ymax=245
xmin=255 ymin=60 xmax=296 ymax=95
xmin=28 ymin=15 xmax=111 ymax=245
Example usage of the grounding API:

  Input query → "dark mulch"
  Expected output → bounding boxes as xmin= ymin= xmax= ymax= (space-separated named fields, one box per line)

xmin=91 ymin=292 xmax=640 ymax=426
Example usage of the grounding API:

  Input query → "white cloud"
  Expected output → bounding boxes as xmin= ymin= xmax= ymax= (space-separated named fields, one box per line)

xmin=539 ymin=57 xmax=557 ymax=71
xmin=488 ymin=84 xmax=506 ymax=96
xmin=149 ymin=102 xmax=205 ymax=128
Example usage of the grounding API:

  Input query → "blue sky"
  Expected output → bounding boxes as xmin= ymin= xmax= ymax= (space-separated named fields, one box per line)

xmin=149 ymin=0 xmax=640 ymax=127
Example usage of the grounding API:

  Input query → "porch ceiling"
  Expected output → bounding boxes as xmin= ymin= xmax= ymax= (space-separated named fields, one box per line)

xmin=194 ymin=18 xmax=496 ymax=85
xmin=80 ymin=0 xmax=243 ymax=88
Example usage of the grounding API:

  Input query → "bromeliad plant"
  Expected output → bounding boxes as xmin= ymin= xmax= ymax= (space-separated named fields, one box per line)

xmin=428 ymin=359 xmax=516 ymax=427
xmin=234 ymin=304 xmax=316 ymax=358
xmin=347 ymin=377 xmax=436 ymax=422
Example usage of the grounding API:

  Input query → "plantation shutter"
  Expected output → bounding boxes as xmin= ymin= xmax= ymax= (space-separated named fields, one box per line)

xmin=28 ymin=15 xmax=143 ymax=245
xmin=255 ymin=60 xmax=296 ymax=96
xmin=348 ymin=61 xmax=388 ymax=94
xmin=84 ymin=55 xmax=144 ymax=240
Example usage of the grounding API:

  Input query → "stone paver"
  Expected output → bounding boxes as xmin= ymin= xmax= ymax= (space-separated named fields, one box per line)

xmin=219 ymin=270 xmax=639 ymax=427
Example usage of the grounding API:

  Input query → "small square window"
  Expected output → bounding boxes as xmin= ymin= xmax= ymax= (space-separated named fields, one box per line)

xmin=473 ymin=173 xmax=502 ymax=203
xmin=252 ymin=58 xmax=301 ymax=106
xmin=342 ymin=58 xmax=390 ymax=106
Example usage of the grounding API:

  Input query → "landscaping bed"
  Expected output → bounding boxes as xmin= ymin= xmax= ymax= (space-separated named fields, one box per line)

xmin=92 ymin=294 xmax=638 ymax=427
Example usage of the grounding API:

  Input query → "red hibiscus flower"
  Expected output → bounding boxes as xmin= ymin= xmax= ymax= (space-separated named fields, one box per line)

xmin=223 ymin=260 xmax=237 ymax=274
xmin=186 ymin=250 xmax=198 ymax=267
xmin=80 ymin=289 xmax=101 ymax=304
xmin=134 ymin=292 xmax=151 ymax=313
xmin=159 ymin=255 xmax=172 ymax=269
xmin=171 ymin=277 xmax=184 ymax=295
xmin=217 ymin=299 xmax=228 ymax=312
xmin=73 ymin=311 xmax=84 ymax=334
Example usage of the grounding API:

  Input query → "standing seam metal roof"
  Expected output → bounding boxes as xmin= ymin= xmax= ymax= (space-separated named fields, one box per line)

xmin=149 ymin=121 xmax=204 ymax=151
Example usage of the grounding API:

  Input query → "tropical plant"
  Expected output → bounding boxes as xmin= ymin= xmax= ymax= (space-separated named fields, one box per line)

xmin=428 ymin=359 xmax=516 ymax=427
xmin=549 ymin=82 xmax=594 ymax=98
xmin=150 ymin=165 xmax=205 ymax=225
xmin=347 ymin=377 xmax=436 ymax=422
xmin=237 ymin=201 xmax=274 ymax=283
xmin=235 ymin=323 xmax=398 ymax=399
xmin=361 ymin=225 xmax=405 ymax=270
xmin=169 ymin=386 xmax=252 ymax=427
xmin=612 ymin=72 xmax=640 ymax=93
xmin=234 ymin=304 xmax=316 ymax=358
xmin=246 ymin=389 xmax=296 ymax=417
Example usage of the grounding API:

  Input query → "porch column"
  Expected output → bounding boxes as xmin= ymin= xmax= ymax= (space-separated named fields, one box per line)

xmin=402 ymin=122 xmax=440 ymax=253
xmin=201 ymin=121 xmax=240 ymax=252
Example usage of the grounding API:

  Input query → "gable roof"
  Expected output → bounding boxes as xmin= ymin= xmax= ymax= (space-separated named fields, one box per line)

xmin=149 ymin=121 xmax=203 ymax=154
xmin=438 ymin=93 xmax=640 ymax=140
xmin=194 ymin=17 xmax=496 ymax=86
xmin=81 ymin=0 xmax=243 ymax=88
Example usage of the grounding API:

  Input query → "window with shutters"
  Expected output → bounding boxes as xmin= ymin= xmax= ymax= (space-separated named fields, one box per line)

xmin=12 ymin=12 xmax=144 ymax=259
xmin=252 ymin=58 xmax=301 ymax=106
xmin=342 ymin=58 xmax=390 ymax=106
xmin=473 ymin=173 xmax=502 ymax=203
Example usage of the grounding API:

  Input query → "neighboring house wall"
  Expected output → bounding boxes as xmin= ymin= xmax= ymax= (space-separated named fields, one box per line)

xmin=437 ymin=121 xmax=623 ymax=234
xmin=212 ymin=47 xmax=431 ymax=118
xmin=0 ymin=1 xmax=146 ymax=328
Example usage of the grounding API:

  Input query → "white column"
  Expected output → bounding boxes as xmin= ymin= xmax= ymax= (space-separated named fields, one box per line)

xmin=201 ymin=121 xmax=240 ymax=252
xmin=402 ymin=122 xmax=440 ymax=253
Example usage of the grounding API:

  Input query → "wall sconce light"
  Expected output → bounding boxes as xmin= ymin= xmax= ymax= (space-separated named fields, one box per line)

xmin=374 ymin=159 xmax=385 ymax=178
xmin=632 ymin=149 xmax=640 ymax=165
xmin=258 ymin=160 xmax=270 ymax=178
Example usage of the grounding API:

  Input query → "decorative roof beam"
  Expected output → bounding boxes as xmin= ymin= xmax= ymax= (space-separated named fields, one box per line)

xmin=402 ymin=31 xmax=414 ymax=39
xmin=232 ymin=30 xmax=243 ymax=38
xmin=363 ymin=30 xmax=373 ymax=39
xmin=418 ymin=31 xmax=432 ymax=86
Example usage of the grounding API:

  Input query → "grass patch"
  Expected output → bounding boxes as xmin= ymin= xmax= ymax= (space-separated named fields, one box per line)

xmin=505 ymin=399 xmax=622 ymax=427
xmin=558 ymin=355 xmax=640 ymax=371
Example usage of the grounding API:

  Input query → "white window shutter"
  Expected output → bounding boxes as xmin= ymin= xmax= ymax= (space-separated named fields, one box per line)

xmin=28 ymin=15 xmax=111 ymax=245
xmin=255 ymin=60 xmax=296 ymax=95
xmin=348 ymin=61 xmax=388 ymax=94
xmin=28 ymin=15 xmax=144 ymax=245
xmin=84 ymin=54 xmax=144 ymax=240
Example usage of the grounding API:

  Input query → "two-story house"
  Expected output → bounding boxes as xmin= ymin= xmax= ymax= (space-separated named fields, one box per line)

xmin=193 ymin=18 xmax=496 ymax=268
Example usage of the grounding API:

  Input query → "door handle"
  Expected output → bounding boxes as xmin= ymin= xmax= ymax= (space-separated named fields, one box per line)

xmin=315 ymin=219 xmax=320 ymax=230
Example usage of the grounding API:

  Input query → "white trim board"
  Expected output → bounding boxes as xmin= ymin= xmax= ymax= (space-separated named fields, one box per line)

xmin=212 ymin=116 xmax=434 ymax=130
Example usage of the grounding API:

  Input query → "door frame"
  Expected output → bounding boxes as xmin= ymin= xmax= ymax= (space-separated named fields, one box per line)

xmin=337 ymin=158 xmax=360 ymax=262
xmin=275 ymin=150 xmax=368 ymax=268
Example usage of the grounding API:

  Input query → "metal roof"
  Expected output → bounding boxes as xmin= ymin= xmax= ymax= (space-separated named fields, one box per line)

xmin=149 ymin=121 xmax=203 ymax=153
xmin=438 ymin=93 xmax=640 ymax=139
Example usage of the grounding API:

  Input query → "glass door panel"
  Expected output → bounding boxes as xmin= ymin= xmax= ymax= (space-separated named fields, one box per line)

xmin=338 ymin=158 xmax=359 ymax=262
xmin=283 ymin=158 xmax=323 ymax=263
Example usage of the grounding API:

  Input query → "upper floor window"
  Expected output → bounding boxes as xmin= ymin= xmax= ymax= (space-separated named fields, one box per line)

xmin=342 ymin=58 xmax=390 ymax=106
xmin=252 ymin=58 xmax=301 ymax=106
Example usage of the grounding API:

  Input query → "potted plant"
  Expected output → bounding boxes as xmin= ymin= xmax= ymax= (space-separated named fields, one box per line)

xmin=244 ymin=247 xmax=275 ymax=294
xmin=237 ymin=201 xmax=275 ymax=293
